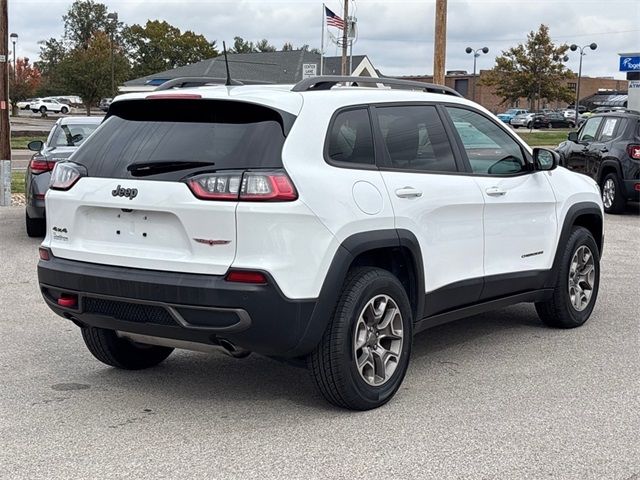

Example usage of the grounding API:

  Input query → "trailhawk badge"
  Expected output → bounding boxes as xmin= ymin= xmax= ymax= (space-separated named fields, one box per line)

xmin=112 ymin=185 xmax=138 ymax=200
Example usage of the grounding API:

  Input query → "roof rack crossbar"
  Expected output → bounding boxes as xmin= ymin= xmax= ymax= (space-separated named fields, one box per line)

xmin=291 ymin=76 xmax=463 ymax=97
xmin=154 ymin=77 xmax=275 ymax=91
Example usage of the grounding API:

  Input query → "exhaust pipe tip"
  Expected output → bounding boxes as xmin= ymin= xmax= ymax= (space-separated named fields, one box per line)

xmin=218 ymin=339 xmax=251 ymax=359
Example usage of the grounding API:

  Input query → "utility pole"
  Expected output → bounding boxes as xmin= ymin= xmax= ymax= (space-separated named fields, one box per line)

xmin=341 ymin=0 xmax=349 ymax=76
xmin=433 ymin=0 xmax=447 ymax=85
xmin=0 ymin=0 xmax=11 ymax=206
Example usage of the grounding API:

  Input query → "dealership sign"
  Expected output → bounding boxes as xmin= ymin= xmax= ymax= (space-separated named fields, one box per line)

xmin=619 ymin=56 xmax=640 ymax=71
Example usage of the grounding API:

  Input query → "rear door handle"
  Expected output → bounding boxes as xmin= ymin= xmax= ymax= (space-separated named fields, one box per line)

xmin=485 ymin=186 xmax=507 ymax=197
xmin=395 ymin=187 xmax=422 ymax=198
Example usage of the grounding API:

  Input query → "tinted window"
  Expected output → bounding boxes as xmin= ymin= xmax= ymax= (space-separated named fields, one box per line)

xmin=446 ymin=107 xmax=526 ymax=175
xmin=72 ymin=99 xmax=292 ymax=180
xmin=579 ymin=117 xmax=602 ymax=142
xmin=50 ymin=123 xmax=100 ymax=147
xmin=376 ymin=105 xmax=457 ymax=172
xmin=327 ymin=108 xmax=374 ymax=165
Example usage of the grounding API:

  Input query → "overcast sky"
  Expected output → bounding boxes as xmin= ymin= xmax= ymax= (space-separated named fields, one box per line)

xmin=9 ymin=0 xmax=640 ymax=79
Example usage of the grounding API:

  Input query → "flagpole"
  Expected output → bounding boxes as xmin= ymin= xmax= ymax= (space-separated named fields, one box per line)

xmin=320 ymin=3 xmax=325 ymax=75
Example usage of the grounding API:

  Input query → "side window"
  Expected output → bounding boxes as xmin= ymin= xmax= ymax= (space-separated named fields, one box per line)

xmin=579 ymin=117 xmax=603 ymax=142
xmin=327 ymin=108 xmax=375 ymax=165
xmin=446 ymin=107 xmax=526 ymax=175
xmin=375 ymin=105 xmax=457 ymax=172
xmin=598 ymin=117 xmax=621 ymax=142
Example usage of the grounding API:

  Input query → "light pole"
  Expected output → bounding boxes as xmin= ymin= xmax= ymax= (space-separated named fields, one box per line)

xmin=9 ymin=32 xmax=17 ymax=81
xmin=465 ymin=46 xmax=488 ymax=102
xmin=107 ymin=12 xmax=118 ymax=97
xmin=570 ymin=42 xmax=597 ymax=126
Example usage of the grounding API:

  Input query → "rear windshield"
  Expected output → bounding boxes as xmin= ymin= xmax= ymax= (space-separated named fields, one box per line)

xmin=71 ymin=99 xmax=294 ymax=180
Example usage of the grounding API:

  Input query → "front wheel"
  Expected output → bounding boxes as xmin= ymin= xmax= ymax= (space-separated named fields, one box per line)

xmin=535 ymin=226 xmax=600 ymax=328
xmin=60 ymin=107 xmax=69 ymax=114
xmin=81 ymin=327 xmax=173 ymax=369
xmin=601 ymin=173 xmax=627 ymax=214
xmin=39 ymin=106 xmax=47 ymax=114
xmin=308 ymin=267 xmax=413 ymax=410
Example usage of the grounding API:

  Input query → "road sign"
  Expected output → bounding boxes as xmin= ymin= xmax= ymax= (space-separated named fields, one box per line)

xmin=302 ymin=63 xmax=317 ymax=79
xmin=0 ymin=55 xmax=5 ymax=62
xmin=629 ymin=80 xmax=640 ymax=89
xmin=619 ymin=56 xmax=640 ymax=71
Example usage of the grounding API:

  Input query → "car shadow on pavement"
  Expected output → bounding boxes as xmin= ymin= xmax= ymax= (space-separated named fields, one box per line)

xmin=80 ymin=305 xmax=542 ymax=412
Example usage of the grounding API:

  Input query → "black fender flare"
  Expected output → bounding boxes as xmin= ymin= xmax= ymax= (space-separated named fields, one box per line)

xmin=544 ymin=201 xmax=603 ymax=289
xmin=596 ymin=159 xmax=623 ymax=183
xmin=286 ymin=229 xmax=424 ymax=357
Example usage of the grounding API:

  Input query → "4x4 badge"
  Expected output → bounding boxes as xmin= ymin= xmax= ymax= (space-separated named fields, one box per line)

xmin=112 ymin=185 xmax=138 ymax=200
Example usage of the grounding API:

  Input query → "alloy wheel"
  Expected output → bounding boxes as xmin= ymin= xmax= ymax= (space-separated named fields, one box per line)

xmin=568 ymin=245 xmax=596 ymax=312
xmin=602 ymin=178 xmax=615 ymax=209
xmin=353 ymin=294 xmax=404 ymax=387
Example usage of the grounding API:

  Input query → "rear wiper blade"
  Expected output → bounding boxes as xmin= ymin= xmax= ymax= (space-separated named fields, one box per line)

xmin=127 ymin=161 xmax=216 ymax=177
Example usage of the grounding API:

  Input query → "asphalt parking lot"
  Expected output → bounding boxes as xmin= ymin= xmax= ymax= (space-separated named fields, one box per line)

xmin=0 ymin=205 xmax=638 ymax=480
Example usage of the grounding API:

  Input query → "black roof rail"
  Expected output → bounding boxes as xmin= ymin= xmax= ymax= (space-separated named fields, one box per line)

xmin=291 ymin=76 xmax=463 ymax=97
xmin=154 ymin=77 xmax=273 ymax=91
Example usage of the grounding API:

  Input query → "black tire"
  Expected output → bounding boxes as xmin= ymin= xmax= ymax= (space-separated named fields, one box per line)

xmin=31 ymin=109 xmax=38 ymax=113
xmin=39 ymin=106 xmax=47 ymax=114
xmin=308 ymin=267 xmax=413 ymax=410
xmin=81 ymin=326 xmax=173 ymax=370
xmin=25 ymin=212 xmax=46 ymax=237
xmin=527 ymin=121 xmax=532 ymax=129
xmin=60 ymin=106 xmax=68 ymax=114
xmin=535 ymin=226 xmax=600 ymax=328
xmin=601 ymin=172 xmax=627 ymax=214
xmin=513 ymin=125 xmax=520 ymax=129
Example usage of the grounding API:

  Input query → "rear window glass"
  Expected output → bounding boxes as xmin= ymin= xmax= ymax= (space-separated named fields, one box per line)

xmin=71 ymin=99 xmax=293 ymax=180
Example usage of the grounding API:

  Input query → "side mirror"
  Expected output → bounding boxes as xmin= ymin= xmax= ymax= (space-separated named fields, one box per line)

xmin=533 ymin=148 xmax=559 ymax=171
xmin=567 ymin=132 xmax=579 ymax=143
xmin=27 ymin=140 xmax=44 ymax=152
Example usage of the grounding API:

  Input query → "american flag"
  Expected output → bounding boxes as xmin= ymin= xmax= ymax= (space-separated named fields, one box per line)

xmin=325 ymin=6 xmax=345 ymax=30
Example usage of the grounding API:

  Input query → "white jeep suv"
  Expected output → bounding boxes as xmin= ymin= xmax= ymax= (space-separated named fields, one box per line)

xmin=38 ymin=76 xmax=604 ymax=410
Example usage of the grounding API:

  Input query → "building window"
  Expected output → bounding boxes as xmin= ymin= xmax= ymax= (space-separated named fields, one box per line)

xmin=568 ymin=82 xmax=577 ymax=91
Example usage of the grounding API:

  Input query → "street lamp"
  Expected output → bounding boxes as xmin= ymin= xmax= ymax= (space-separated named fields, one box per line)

xmin=9 ymin=33 xmax=18 ymax=81
xmin=569 ymin=42 xmax=597 ymax=126
xmin=465 ymin=46 xmax=489 ymax=102
xmin=107 ymin=12 xmax=118 ymax=97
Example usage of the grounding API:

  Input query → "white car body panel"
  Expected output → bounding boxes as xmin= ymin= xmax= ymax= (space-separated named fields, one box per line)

xmin=43 ymin=85 xmax=603 ymax=303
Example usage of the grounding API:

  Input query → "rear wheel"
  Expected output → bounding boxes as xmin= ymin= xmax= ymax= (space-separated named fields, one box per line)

xmin=601 ymin=173 xmax=627 ymax=214
xmin=535 ymin=226 xmax=599 ymax=328
xmin=25 ymin=212 xmax=46 ymax=237
xmin=81 ymin=327 xmax=173 ymax=369
xmin=308 ymin=267 xmax=412 ymax=410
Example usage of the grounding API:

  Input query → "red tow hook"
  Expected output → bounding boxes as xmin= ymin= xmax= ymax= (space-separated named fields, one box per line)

xmin=57 ymin=294 xmax=78 ymax=308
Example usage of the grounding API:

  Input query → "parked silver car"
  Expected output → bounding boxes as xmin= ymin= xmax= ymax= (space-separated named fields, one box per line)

xmin=510 ymin=112 xmax=535 ymax=129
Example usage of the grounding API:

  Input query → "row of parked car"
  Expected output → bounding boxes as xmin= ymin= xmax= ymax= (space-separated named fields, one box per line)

xmin=16 ymin=96 xmax=82 ymax=115
xmin=497 ymin=106 xmax=630 ymax=130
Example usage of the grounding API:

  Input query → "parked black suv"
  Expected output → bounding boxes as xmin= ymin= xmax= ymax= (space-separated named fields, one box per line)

xmin=556 ymin=111 xmax=640 ymax=213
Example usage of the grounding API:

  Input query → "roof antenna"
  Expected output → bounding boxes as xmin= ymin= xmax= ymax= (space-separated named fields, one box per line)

xmin=222 ymin=41 xmax=242 ymax=86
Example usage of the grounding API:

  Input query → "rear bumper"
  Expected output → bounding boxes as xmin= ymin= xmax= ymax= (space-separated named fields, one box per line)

xmin=38 ymin=255 xmax=319 ymax=358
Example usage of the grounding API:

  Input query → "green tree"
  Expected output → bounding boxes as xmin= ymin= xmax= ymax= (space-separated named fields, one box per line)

xmin=9 ymin=58 xmax=42 ymax=115
xmin=123 ymin=20 xmax=217 ymax=78
xmin=482 ymin=25 xmax=574 ymax=109
xmin=231 ymin=36 xmax=255 ymax=54
xmin=57 ymin=32 xmax=129 ymax=115
xmin=255 ymin=39 xmax=276 ymax=53
xmin=282 ymin=42 xmax=294 ymax=52
xmin=63 ymin=0 xmax=113 ymax=48
xmin=35 ymin=38 xmax=67 ymax=95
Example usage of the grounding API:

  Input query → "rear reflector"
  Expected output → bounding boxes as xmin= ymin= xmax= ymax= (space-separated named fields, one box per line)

xmin=225 ymin=270 xmax=268 ymax=284
xmin=628 ymin=145 xmax=640 ymax=160
xmin=57 ymin=294 xmax=78 ymax=308
xmin=635 ymin=183 xmax=640 ymax=192
xmin=38 ymin=247 xmax=50 ymax=261
xmin=29 ymin=159 xmax=53 ymax=174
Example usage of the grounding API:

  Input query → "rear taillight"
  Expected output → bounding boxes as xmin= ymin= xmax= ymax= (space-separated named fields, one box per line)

xmin=49 ymin=162 xmax=86 ymax=191
xmin=29 ymin=159 xmax=53 ymax=174
xmin=186 ymin=170 xmax=297 ymax=202
xmin=627 ymin=145 xmax=640 ymax=160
